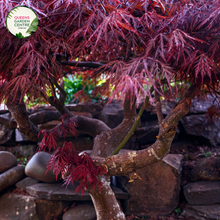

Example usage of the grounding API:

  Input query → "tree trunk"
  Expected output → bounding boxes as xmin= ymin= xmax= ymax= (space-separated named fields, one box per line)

xmin=88 ymin=85 xmax=196 ymax=219
xmin=88 ymin=176 xmax=126 ymax=220
xmin=88 ymin=97 xmax=137 ymax=219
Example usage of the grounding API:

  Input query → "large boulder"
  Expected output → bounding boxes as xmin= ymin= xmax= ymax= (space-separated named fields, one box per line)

xmin=100 ymin=101 xmax=124 ymax=128
xmin=0 ymin=166 xmax=24 ymax=192
xmin=36 ymin=199 xmax=70 ymax=220
xmin=16 ymin=177 xmax=39 ymax=192
xmin=0 ymin=193 xmax=38 ymax=220
xmin=184 ymin=181 xmax=220 ymax=205
xmin=62 ymin=204 xmax=96 ymax=220
xmin=189 ymin=95 xmax=217 ymax=114
xmin=118 ymin=154 xmax=183 ymax=216
xmin=181 ymin=114 xmax=220 ymax=146
xmin=38 ymin=112 xmax=92 ymax=130
xmin=25 ymin=152 xmax=60 ymax=183
xmin=191 ymin=157 xmax=220 ymax=181
xmin=135 ymin=120 xmax=159 ymax=145
xmin=26 ymin=182 xmax=128 ymax=201
xmin=181 ymin=203 xmax=220 ymax=220
xmin=0 ymin=151 xmax=17 ymax=173
xmin=67 ymin=103 xmax=103 ymax=118
xmin=0 ymin=192 xmax=70 ymax=220
xmin=162 ymin=95 xmax=215 ymax=115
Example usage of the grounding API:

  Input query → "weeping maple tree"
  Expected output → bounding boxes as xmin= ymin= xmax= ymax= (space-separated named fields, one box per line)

xmin=1 ymin=0 xmax=220 ymax=219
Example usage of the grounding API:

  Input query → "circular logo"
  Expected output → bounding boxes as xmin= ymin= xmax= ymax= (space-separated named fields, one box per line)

xmin=6 ymin=6 xmax=38 ymax=38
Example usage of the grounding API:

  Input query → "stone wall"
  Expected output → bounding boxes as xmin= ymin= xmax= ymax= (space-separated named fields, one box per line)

xmin=0 ymin=97 xmax=220 ymax=219
xmin=0 ymin=96 xmax=220 ymax=148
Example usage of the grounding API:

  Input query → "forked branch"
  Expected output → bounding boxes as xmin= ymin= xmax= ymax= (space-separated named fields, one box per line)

xmin=6 ymin=96 xmax=41 ymax=142
xmin=92 ymin=95 xmax=138 ymax=157
xmin=94 ymin=84 xmax=197 ymax=177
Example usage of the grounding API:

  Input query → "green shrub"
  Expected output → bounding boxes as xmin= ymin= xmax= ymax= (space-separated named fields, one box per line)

xmin=63 ymin=74 xmax=105 ymax=104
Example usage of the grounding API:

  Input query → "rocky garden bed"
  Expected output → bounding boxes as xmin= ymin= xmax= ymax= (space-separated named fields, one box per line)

xmin=0 ymin=96 xmax=220 ymax=220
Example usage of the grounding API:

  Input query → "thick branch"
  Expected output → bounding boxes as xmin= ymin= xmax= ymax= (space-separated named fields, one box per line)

xmin=31 ymin=108 xmax=109 ymax=136
xmin=29 ymin=110 xmax=61 ymax=125
xmin=103 ymin=130 xmax=176 ymax=177
xmin=49 ymin=78 xmax=57 ymax=99
xmin=4 ymin=102 xmax=110 ymax=142
xmin=47 ymin=95 xmax=72 ymax=116
xmin=40 ymin=73 xmax=107 ymax=137
xmin=158 ymin=84 xmax=196 ymax=138
xmin=6 ymin=96 xmax=108 ymax=141
xmin=87 ymin=176 xmax=125 ymax=220
xmin=6 ymin=96 xmax=41 ymax=142
xmin=39 ymin=73 xmax=70 ymax=116
xmin=46 ymin=115 xmax=110 ymax=137
xmin=94 ymin=84 xmax=197 ymax=176
xmin=74 ymin=115 xmax=110 ymax=137
xmin=29 ymin=108 xmax=110 ymax=137
xmin=92 ymin=97 xmax=137 ymax=157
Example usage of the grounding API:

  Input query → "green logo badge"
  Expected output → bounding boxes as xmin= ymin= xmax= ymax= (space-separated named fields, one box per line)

xmin=6 ymin=6 xmax=38 ymax=38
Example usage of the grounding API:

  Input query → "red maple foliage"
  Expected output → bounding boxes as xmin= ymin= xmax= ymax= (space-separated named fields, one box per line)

xmin=1 ymin=0 xmax=220 ymax=196
xmin=46 ymin=141 xmax=106 ymax=194
xmin=1 ymin=0 xmax=220 ymax=105
xmin=37 ymin=115 xmax=106 ymax=192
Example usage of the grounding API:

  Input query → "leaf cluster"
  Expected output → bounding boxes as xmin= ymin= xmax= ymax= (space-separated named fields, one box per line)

xmin=47 ymin=141 xmax=106 ymax=194
xmin=38 ymin=116 xmax=106 ymax=193
xmin=0 ymin=0 xmax=220 ymax=105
